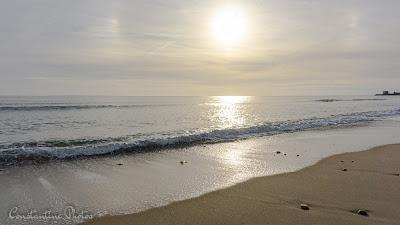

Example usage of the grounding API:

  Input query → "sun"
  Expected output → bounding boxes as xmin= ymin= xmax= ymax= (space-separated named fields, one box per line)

xmin=211 ymin=6 xmax=248 ymax=46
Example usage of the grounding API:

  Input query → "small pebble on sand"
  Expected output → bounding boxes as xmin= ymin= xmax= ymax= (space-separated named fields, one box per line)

xmin=342 ymin=168 xmax=347 ymax=171
xmin=117 ymin=163 xmax=123 ymax=166
xmin=356 ymin=209 xmax=369 ymax=216
xmin=276 ymin=151 xmax=281 ymax=154
xmin=300 ymin=204 xmax=310 ymax=210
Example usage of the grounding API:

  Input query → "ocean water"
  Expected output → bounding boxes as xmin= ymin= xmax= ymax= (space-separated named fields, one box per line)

xmin=0 ymin=95 xmax=399 ymax=166
xmin=1 ymin=96 xmax=400 ymax=225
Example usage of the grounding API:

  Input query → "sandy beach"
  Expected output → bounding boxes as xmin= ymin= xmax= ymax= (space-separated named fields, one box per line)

xmin=81 ymin=144 xmax=400 ymax=225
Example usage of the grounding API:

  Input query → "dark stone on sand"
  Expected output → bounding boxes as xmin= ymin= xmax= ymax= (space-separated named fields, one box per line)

xmin=392 ymin=173 xmax=400 ymax=176
xmin=180 ymin=160 xmax=188 ymax=165
xmin=300 ymin=204 xmax=310 ymax=210
xmin=351 ymin=160 xmax=354 ymax=163
xmin=340 ymin=160 xmax=344 ymax=162
xmin=356 ymin=209 xmax=369 ymax=216
xmin=284 ymin=153 xmax=287 ymax=156
xmin=342 ymin=168 xmax=347 ymax=171
xmin=117 ymin=163 xmax=123 ymax=166
xmin=276 ymin=151 xmax=281 ymax=154
xmin=296 ymin=154 xmax=300 ymax=157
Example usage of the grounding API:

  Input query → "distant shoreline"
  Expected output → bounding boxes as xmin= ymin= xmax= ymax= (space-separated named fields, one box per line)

xmin=375 ymin=94 xmax=400 ymax=96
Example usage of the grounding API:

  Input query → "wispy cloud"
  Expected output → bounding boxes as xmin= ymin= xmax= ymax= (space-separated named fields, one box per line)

xmin=1 ymin=0 xmax=399 ymax=95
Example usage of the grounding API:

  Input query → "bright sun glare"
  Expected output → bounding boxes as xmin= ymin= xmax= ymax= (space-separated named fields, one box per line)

xmin=212 ymin=6 xmax=248 ymax=46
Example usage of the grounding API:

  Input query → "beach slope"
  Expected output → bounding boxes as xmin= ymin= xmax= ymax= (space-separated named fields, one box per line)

xmin=81 ymin=144 xmax=400 ymax=225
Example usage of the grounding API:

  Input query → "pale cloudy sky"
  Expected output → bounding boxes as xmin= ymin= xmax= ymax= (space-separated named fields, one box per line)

xmin=0 ymin=0 xmax=399 ymax=96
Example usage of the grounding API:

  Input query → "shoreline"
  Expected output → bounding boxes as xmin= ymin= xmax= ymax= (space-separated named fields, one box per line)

xmin=81 ymin=144 xmax=400 ymax=225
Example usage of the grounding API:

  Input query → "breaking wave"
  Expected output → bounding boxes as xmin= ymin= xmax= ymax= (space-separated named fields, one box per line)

xmin=0 ymin=108 xmax=399 ymax=166
xmin=0 ymin=104 xmax=178 ymax=111
xmin=0 ymin=109 xmax=400 ymax=165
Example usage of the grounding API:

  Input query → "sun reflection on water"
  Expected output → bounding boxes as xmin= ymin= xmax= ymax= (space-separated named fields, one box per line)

xmin=211 ymin=96 xmax=250 ymax=128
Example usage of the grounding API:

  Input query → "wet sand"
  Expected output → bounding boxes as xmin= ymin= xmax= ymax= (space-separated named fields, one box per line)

xmin=81 ymin=144 xmax=400 ymax=225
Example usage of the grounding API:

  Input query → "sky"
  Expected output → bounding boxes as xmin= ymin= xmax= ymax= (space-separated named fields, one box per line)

xmin=0 ymin=0 xmax=399 ymax=96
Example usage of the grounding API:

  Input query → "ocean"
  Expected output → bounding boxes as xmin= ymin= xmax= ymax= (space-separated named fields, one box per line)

xmin=1 ymin=95 xmax=400 ymax=225
xmin=0 ymin=95 xmax=399 ymax=166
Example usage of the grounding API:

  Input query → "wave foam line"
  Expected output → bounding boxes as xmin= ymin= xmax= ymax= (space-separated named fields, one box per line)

xmin=0 ymin=104 xmax=178 ymax=111
xmin=0 ymin=108 xmax=399 ymax=165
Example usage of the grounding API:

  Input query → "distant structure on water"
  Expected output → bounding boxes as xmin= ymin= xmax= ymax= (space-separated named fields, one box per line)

xmin=375 ymin=91 xmax=400 ymax=96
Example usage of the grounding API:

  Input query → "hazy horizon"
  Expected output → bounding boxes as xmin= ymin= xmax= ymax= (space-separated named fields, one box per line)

xmin=0 ymin=94 xmax=388 ymax=97
xmin=1 ymin=0 xmax=400 ymax=96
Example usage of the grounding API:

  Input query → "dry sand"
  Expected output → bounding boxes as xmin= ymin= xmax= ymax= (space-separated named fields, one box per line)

xmin=81 ymin=144 xmax=400 ymax=225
